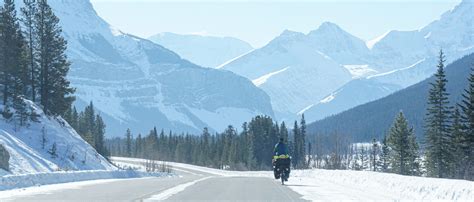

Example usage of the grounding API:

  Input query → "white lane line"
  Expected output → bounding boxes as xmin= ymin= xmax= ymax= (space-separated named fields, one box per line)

xmin=144 ymin=176 xmax=213 ymax=201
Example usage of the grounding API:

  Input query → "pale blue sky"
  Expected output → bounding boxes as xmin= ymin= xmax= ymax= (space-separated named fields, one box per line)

xmin=90 ymin=0 xmax=462 ymax=47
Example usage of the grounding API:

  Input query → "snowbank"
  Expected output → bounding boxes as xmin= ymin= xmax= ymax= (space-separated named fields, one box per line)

xmin=112 ymin=157 xmax=270 ymax=177
xmin=0 ymin=169 xmax=169 ymax=191
xmin=0 ymin=100 xmax=115 ymax=176
xmin=289 ymin=169 xmax=474 ymax=201
xmin=114 ymin=157 xmax=474 ymax=201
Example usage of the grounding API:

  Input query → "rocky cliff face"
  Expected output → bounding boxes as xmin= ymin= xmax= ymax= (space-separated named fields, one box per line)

xmin=36 ymin=0 xmax=274 ymax=136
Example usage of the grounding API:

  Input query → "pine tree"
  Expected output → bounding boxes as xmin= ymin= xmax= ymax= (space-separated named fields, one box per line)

xmin=1 ymin=0 xmax=28 ymax=110
xmin=49 ymin=142 xmax=57 ymax=158
xmin=280 ymin=122 xmax=288 ymax=142
xmin=451 ymin=107 xmax=466 ymax=179
xmin=94 ymin=114 xmax=107 ymax=157
xmin=371 ymin=138 xmax=378 ymax=171
xmin=381 ymin=135 xmax=389 ymax=172
xmin=300 ymin=114 xmax=307 ymax=168
xmin=125 ymin=128 xmax=132 ymax=157
xmin=424 ymin=50 xmax=453 ymax=178
xmin=457 ymin=66 xmax=474 ymax=180
xmin=244 ymin=122 xmax=257 ymax=170
xmin=200 ymin=127 xmax=211 ymax=166
xmin=21 ymin=0 xmax=38 ymax=102
xmin=41 ymin=126 xmax=46 ymax=149
xmin=71 ymin=106 xmax=78 ymax=129
xmin=293 ymin=120 xmax=300 ymax=168
xmin=135 ymin=133 xmax=142 ymax=158
xmin=84 ymin=131 xmax=94 ymax=146
xmin=387 ymin=112 xmax=419 ymax=175
xmin=35 ymin=0 xmax=74 ymax=116
xmin=83 ymin=102 xmax=95 ymax=135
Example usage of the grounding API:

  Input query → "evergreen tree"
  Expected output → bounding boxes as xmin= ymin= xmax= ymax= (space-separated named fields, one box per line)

xmin=125 ymin=128 xmax=132 ymax=157
xmin=1 ymin=0 xmax=28 ymax=110
xmin=135 ymin=133 xmax=142 ymax=158
xmin=21 ymin=0 xmax=38 ymax=102
xmin=280 ymin=121 xmax=288 ymax=142
xmin=300 ymin=114 xmax=307 ymax=168
xmin=371 ymin=138 xmax=378 ymax=171
xmin=457 ymin=66 xmax=474 ymax=180
xmin=424 ymin=50 xmax=453 ymax=178
xmin=35 ymin=0 xmax=74 ymax=116
xmin=451 ymin=107 xmax=466 ymax=179
xmin=83 ymin=102 xmax=95 ymax=135
xmin=49 ymin=142 xmax=57 ymax=158
xmin=94 ymin=114 xmax=107 ymax=157
xmin=387 ymin=112 xmax=419 ymax=175
xmin=293 ymin=120 xmax=300 ymax=168
xmin=71 ymin=106 xmax=78 ymax=128
xmin=244 ymin=122 xmax=257 ymax=170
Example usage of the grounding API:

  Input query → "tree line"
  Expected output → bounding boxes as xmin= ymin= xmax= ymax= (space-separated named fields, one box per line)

xmin=107 ymin=115 xmax=309 ymax=171
xmin=423 ymin=50 xmax=473 ymax=180
xmin=307 ymin=51 xmax=472 ymax=181
xmin=0 ymin=0 xmax=74 ymax=124
xmin=63 ymin=102 xmax=109 ymax=158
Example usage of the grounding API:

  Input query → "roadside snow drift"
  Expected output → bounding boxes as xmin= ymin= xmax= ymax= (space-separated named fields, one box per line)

xmin=115 ymin=157 xmax=474 ymax=201
xmin=289 ymin=169 xmax=474 ymax=201
xmin=0 ymin=169 xmax=167 ymax=191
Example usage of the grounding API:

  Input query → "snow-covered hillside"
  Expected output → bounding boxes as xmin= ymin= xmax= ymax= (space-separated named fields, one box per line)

xmin=0 ymin=101 xmax=115 ymax=176
xmin=148 ymin=32 xmax=254 ymax=68
xmin=16 ymin=0 xmax=274 ymax=136
xmin=222 ymin=0 xmax=474 ymax=123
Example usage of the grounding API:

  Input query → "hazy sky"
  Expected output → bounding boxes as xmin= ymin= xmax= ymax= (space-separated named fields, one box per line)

xmin=90 ymin=0 xmax=462 ymax=48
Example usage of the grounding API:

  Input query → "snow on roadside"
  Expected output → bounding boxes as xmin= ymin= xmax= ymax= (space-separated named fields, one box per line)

xmin=114 ymin=157 xmax=474 ymax=201
xmin=0 ymin=169 xmax=170 ymax=191
xmin=288 ymin=169 xmax=474 ymax=201
xmin=112 ymin=157 xmax=270 ymax=177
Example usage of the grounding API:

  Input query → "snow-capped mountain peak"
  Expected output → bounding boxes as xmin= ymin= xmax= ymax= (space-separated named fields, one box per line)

xmin=148 ymin=32 xmax=254 ymax=68
xmin=307 ymin=21 xmax=369 ymax=64
xmin=24 ymin=0 xmax=275 ymax=136
xmin=310 ymin=21 xmax=345 ymax=35
xmin=221 ymin=0 xmax=473 ymax=124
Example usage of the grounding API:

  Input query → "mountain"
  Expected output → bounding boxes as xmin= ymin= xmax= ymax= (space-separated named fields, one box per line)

xmin=221 ymin=0 xmax=473 ymax=123
xmin=35 ymin=0 xmax=274 ymax=136
xmin=218 ymin=23 xmax=378 ymax=121
xmin=307 ymin=53 xmax=474 ymax=142
xmin=221 ymin=27 xmax=356 ymax=121
xmin=0 ymin=101 xmax=116 ymax=175
xmin=148 ymin=32 xmax=253 ymax=68
xmin=306 ymin=22 xmax=370 ymax=65
xmin=301 ymin=0 xmax=473 ymax=123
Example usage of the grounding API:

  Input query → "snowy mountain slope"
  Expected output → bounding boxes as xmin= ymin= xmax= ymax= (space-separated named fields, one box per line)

xmin=301 ymin=58 xmax=437 ymax=122
xmin=222 ymin=0 xmax=473 ymax=123
xmin=306 ymin=22 xmax=370 ymax=64
xmin=222 ymin=29 xmax=353 ymax=120
xmin=0 ymin=101 xmax=116 ymax=176
xmin=25 ymin=0 xmax=274 ymax=136
xmin=148 ymin=32 xmax=254 ymax=68
xmin=299 ymin=79 xmax=401 ymax=121
xmin=302 ymin=0 xmax=473 ymax=123
xmin=307 ymin=53 xmax=474 ymax=141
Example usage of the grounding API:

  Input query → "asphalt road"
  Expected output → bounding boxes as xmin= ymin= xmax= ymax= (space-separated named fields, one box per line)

xmin=6 ymin=162 xmax=305 ymax=201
